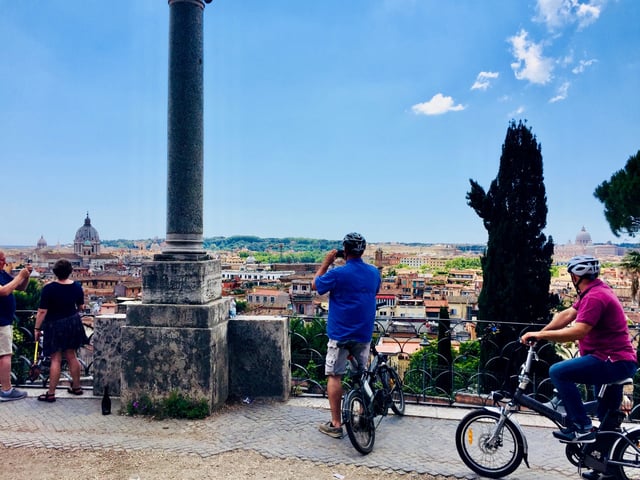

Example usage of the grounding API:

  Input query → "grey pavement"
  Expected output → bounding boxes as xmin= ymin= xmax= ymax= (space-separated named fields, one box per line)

xmin=0 ymin=388 xmax=584 ymax=479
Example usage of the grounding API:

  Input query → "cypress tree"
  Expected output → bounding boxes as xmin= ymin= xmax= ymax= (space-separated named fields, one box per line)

xmin=466 ymin=120 xmax=554 ymax=390
xmin=436 ymin=306 xmax=453 ymax=395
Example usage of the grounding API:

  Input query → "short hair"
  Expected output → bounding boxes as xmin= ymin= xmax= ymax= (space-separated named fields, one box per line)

xmin=52 ymin=259 xmax=73 ymax=280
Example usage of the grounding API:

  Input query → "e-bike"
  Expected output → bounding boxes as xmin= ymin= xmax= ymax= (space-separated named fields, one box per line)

xmin=340 ymin=340 xmax=405 ymax=454
xmin=455 ymin=341 xmax=640 ymax=479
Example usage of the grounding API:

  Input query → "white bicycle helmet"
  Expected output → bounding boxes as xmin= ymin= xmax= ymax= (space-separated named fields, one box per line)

xmin=343 ymin=232 xmax=366 ymax=255
xmin=567 ymin=255 xmax=600 ymax=278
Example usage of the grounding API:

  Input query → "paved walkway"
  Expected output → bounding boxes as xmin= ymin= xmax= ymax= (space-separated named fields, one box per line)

xmin=0 ymin=389 xmax=584 ymax=479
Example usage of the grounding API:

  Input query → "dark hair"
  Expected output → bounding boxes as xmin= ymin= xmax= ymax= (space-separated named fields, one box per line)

xmin=52 ymin=259 xmax=73 ymax=280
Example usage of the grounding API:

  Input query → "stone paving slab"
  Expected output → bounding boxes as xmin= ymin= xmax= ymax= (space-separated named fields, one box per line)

xmin=0 ymin=392 xmax=584 ymax=479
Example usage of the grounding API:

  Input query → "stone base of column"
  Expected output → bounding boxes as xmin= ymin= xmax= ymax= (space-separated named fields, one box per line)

xmin=142 ymin=257 xmax=222 ymax=305
xmin=120 ymin=299 xmax=229 ymax=413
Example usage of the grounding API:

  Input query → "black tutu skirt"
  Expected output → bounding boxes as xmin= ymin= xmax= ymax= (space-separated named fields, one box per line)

xmin=42 ymin=313 xmax=89 ymax=356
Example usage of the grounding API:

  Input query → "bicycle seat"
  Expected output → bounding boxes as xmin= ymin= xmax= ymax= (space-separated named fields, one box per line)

xmin=597 ymin=378 xmax=634 ymax=399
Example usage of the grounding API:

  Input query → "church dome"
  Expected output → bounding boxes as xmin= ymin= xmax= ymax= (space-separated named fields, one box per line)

xmin=37 ymin=235 xmax=47 ymax=249
xmin=74 ymin=213 xmax=101 ymax=258
xmin=575 ymin=226 xmax=592 ymax=246
xmin=75 ymin=213 xmax=100 ymax=244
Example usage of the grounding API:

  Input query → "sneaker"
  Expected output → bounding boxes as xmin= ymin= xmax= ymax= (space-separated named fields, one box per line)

xmin=581 ymin=470 xmax=616 ymax=480
xmin=0 ymin=388 xmax=27 ymax=402
xmin=318 ymin=421 xmax=343 ymax=439
xmin=553 ymin=426 xmax=596 ymax=443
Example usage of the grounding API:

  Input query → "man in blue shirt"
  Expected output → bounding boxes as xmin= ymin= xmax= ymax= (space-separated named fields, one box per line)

xmin=312 ymin=233 xmax=381 ymax=438
xmin=0 ymin=251 xmax=32 ymax=401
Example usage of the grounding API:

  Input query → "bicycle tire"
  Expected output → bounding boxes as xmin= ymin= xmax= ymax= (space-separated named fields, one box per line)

xmin=385 ymin=368 xmax=405 ymax=416
xmin=610 ymin=428 xmax=640 ymax=479
xmin=342 ymin=389 xmax=375 ymax=454
xmin=455 ymin=409 xmax=525 ymax=479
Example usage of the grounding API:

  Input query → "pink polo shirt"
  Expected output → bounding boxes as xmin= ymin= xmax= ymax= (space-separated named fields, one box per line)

xmin=574 ymin=279 xmax=637 ymax=363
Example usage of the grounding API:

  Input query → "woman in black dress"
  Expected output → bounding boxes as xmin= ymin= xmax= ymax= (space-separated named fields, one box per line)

xmin=34 ymin=259 xmax=88 ymax=402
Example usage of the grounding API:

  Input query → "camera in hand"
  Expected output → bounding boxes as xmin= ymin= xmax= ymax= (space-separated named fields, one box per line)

xmin=336 ymin=249 xmax=345 ymax=258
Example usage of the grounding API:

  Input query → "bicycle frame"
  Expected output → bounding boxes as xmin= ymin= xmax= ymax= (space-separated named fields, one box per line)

xmin=345 ymin=344 xmax=387 ymax=427
xmin=457 ymin=341 xmax=639 ymax=477
xmin=340 ymin=340 xmax=405 ymax=455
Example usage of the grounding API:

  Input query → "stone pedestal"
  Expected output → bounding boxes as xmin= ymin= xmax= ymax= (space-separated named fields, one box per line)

xmin=120 ymin=258 xmax=230 ymax=412
xmin=92 ymin=313 xmax=127 ymax=396
xmin=228 ymin=316 xmax=290 ymax=401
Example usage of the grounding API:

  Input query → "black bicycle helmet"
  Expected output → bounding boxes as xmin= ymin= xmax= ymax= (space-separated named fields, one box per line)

xmin=343 ymin=232 xmax=366 ymax=255
xmin=567 ymin=255 xmax=600 ymax=278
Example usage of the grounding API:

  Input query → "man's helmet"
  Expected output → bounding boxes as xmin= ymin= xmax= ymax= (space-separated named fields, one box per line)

xmin=343 ymin=232 xmax=366 ymax=255
xmin=567 ymin=255 xmax=600 ymax=278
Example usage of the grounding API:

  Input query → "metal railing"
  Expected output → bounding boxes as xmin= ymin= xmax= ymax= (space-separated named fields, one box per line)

xmin=10 ymin=310 xmax=94 ymax=389
xmin=11 ymin=310 xmax=638 ymax=413
xmin=289 ymin=316 xmax=640 ymax=409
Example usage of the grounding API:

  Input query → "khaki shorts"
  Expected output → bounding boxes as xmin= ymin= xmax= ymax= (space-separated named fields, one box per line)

xmin=325 ymin=339 xmax=370 ymax=376
xmin=0 ymin=325 xmax=13 ymax=357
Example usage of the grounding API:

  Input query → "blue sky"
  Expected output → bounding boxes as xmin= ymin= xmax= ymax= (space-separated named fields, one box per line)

xmin=1 ymin=0 xmax=639 ymax=247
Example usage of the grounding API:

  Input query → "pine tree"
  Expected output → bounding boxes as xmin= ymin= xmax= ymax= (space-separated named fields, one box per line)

xmin=594 ymin=150 xmax=640 ymax=238
xmin=466 ymin=120 xmax=555 ymax=390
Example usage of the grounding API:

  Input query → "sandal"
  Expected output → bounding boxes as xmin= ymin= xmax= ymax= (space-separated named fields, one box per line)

xmin=37 ymin=392 xmax=56 ymax=403
xmin=67 ymin=387 xmax=84 ymax=396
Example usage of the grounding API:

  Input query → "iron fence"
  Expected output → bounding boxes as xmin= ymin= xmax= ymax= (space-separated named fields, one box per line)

xmin=289 ymin=316 xmax=640 ymax=409
xmin=10 ymin=310 xmax=640 ymax=412
xmin=10 ymin=310 xmax=94 ymax=389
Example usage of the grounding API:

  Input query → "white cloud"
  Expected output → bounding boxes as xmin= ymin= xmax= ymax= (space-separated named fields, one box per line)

xmin=575 ymin=1 xmax=603 ymax=28
xmin=572 ymin=58 xmax=597 ymax=74
xmin=509 ymin=29 xmax=554 ymax=85
xmin=508 ymin=106 xmax=526 ymax=118
xmin=560 ymin=51 xmax=574 ymax=67
xmin=471 ymin=71 xmax=499 ymax=91
xmin=411 ymin=93 xmax=465 ymax=116
xmin=550 ymin=81 xmax=571 ymax=102
xmin=535 ymin=0 xmax=605 ymax=31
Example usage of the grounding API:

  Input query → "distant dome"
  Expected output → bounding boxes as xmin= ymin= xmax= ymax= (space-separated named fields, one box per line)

xmin=74 ymin=212 xmax=101 ymax=257
xmin=37 ymin=235 xmax=47 ymax=249
xmin=75 ymin=213 xmax=100 ymax=243
xmin=575 ymin=226 xmax=592 ymax=246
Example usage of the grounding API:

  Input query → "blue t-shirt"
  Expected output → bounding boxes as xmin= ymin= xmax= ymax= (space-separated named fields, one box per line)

xmin=0 ymin=271 xmax=17 ymax=327
xmin=315 ymin=258 xmax=381 ymax=343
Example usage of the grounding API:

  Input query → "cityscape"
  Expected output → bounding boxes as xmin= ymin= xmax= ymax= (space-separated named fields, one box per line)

xmin=2 ymin=2 xmax=639 ymax=477
xmin=2 ymin=213 xmax=638 ymax=328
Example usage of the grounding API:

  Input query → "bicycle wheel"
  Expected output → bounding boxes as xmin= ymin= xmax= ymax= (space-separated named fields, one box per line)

xmin=385 ymin=368 xmax=405 ymax=416
xmin=455 ymin=409 xmax=524 ymax=479
xmin=611 ymin=428 xmax=640 ymax=479
xmin=342 ymin=389 xmax=375 ymax=455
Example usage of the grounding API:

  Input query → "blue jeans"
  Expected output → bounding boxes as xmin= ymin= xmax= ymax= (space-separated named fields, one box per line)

xmin=549 ymin=355 xmax=637 ymax=429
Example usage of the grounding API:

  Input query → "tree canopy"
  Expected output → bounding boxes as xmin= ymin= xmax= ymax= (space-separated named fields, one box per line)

xmin=594 ymin=150 xmax=640 ymax=237
xmin=467 ymin=119 xmax=555 ymax=369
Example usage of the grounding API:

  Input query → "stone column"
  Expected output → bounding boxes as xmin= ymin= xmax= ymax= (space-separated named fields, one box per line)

xmin=164 ymin=0 xmax=207 ymax=255
xmin=120 ymin=0 xmax=230 ymax=413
